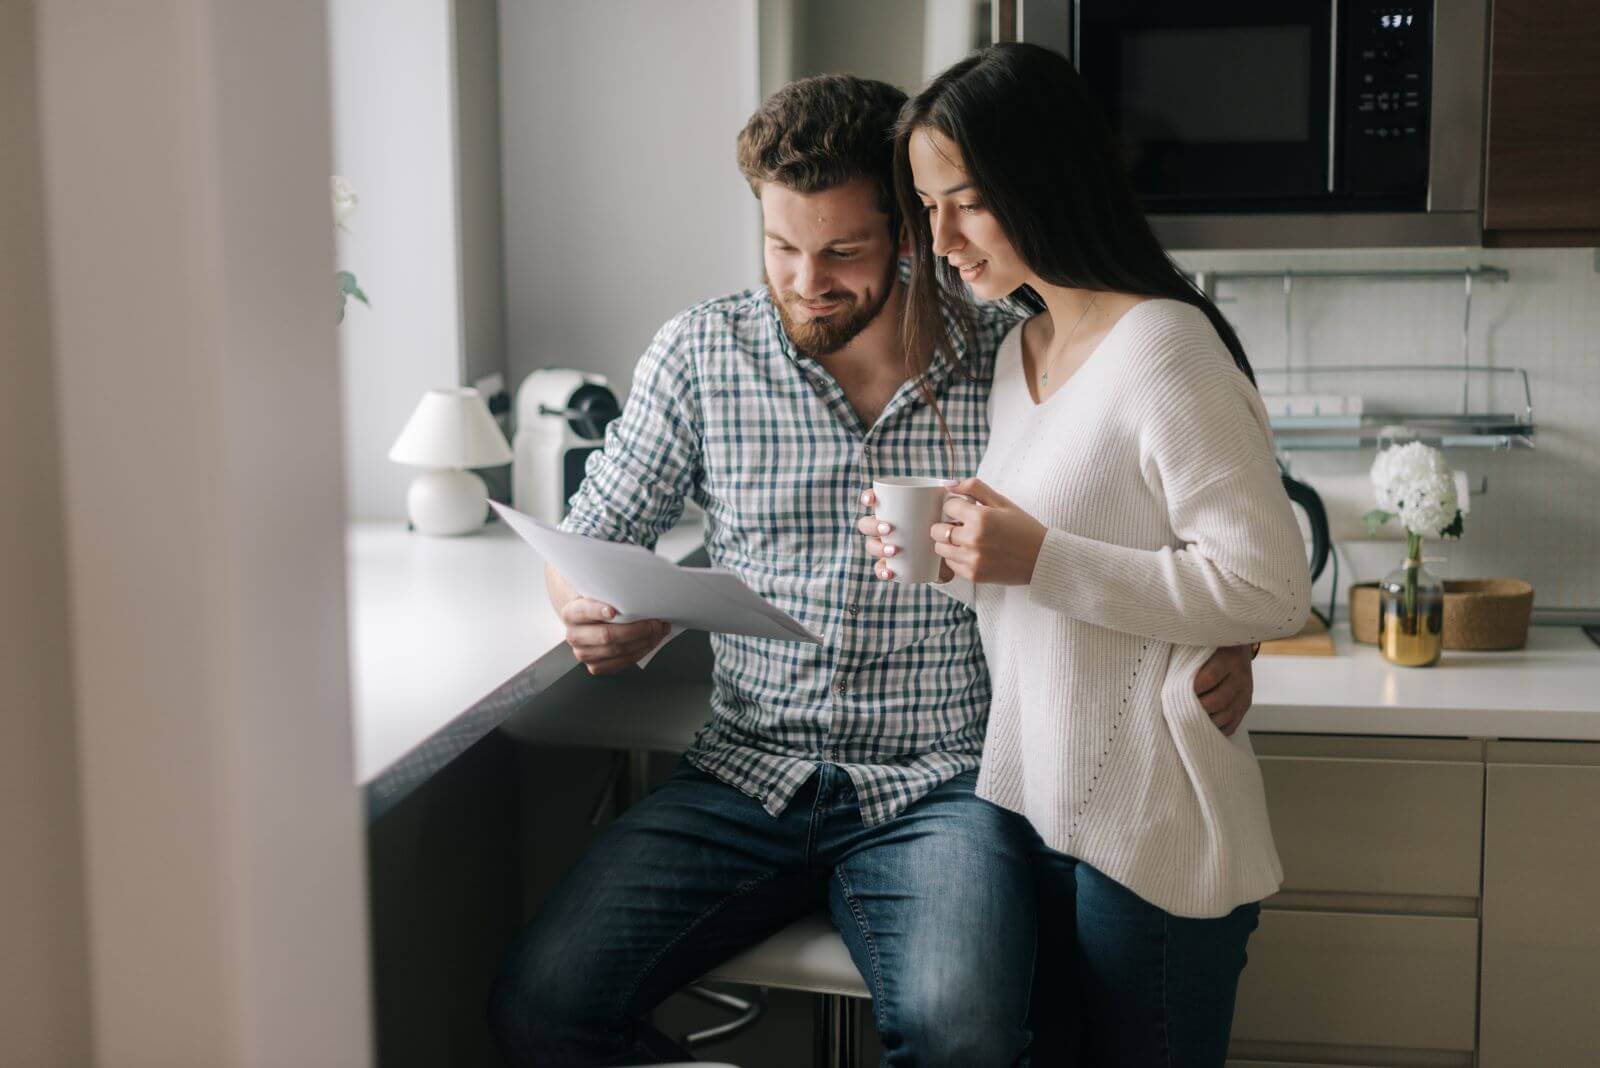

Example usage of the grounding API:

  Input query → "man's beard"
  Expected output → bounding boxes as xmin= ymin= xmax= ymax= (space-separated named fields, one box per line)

xmin=768 ymin=258 xmax=897 ymax=360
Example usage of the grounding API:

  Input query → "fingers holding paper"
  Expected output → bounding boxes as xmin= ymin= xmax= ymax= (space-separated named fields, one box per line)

xmin=559 ymin=595 xmax=673 ymax=675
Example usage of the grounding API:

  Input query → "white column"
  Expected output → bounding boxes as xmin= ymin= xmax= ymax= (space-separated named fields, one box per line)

xmin=34 ymin=3 xmax=372 ymax=1063
xmin=0 ymin=1 xmax=93 ymax=1062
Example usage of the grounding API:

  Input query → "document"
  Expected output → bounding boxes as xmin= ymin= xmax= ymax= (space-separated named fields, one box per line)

xmin=490 ymin=503 xmax=825 ymax=652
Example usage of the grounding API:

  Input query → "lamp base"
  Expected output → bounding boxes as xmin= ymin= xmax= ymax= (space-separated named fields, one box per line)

xmin=406 ymin=468 xmax=488 ymax=536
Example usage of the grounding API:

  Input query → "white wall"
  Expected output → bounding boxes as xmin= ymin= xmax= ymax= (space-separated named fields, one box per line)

xmin=761 ymin=0 xmax=987 ymax=103
xmin=455 ymin=0 xmax=509 ymax=394
xmin=331 ymin=0 xmax=466 ymax=520
xmin=800 ymin=0 xmax=926 ymax=92
xmin=1 ymin=2 xmax=93 ymax=1061
xmin=500 ymin=0 xmax=762 ymax=402
xmin=1177 ymin=247 xmax=1600 ymax=612
xmin=33 ymin=3 xmax=372 ymax=1062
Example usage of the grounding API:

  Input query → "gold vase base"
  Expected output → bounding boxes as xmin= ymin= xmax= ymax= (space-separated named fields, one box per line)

xmin=1379 ymin=613 xmax=1443 ymax=667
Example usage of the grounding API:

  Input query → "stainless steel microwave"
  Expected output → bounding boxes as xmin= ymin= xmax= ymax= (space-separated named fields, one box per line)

xmin=1020 ymin=0 xmax=1489 ymax=248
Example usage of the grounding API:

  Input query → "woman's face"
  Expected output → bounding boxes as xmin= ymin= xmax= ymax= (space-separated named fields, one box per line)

xmin=907 ymin=127 xmax=1027 ymax=301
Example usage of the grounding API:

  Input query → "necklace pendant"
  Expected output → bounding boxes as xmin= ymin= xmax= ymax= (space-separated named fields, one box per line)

xmin=1040 ymin=372 xmax=1049 ymax=385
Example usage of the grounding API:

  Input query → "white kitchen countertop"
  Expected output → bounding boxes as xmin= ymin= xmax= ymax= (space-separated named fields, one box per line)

xmin=1251 ymin=623 xmax=1600 ymax=740
xmin=346 ymin=516 xmax=705 ymax=791
xmin=349 ymin=521 xmax=1600 ymax=813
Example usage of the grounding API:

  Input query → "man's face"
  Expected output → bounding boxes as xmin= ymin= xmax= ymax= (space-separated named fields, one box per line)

xmin=760 ymin=178 xmax=899 ymax=359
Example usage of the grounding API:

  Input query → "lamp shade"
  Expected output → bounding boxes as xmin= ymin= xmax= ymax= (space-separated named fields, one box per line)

xmin=388 ymin=387 xmax=512 ymax=468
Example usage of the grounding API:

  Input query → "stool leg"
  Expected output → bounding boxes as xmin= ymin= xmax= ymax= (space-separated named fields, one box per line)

xmin=812 ymin=993 xmax=864 ymax=1068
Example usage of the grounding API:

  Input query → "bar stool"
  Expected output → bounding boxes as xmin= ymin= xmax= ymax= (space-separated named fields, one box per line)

xmin=691 ymin=912 xmax=871 ymax=1068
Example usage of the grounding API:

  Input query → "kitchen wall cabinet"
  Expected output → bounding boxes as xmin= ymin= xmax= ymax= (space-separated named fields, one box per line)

xmin=1482 ymin=0 xmax=1600 ymax=245
xmin=1478 ymin=741 xmax=1600 ymax=1066
xmin=1228 ymin=734 xmax=1600 ymax=1067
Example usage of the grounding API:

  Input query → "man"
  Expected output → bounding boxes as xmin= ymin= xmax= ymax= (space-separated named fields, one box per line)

xmin=489 ymin=75 xmax=1257 ymax=1066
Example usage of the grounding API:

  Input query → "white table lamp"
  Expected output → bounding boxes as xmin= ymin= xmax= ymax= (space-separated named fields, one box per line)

xmin=388 ymin=388 xmax=513 ymax=536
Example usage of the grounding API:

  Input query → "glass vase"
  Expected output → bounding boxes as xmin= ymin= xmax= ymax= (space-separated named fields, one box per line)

xmin=1378 ymin=533 xmax=1444 ymax=667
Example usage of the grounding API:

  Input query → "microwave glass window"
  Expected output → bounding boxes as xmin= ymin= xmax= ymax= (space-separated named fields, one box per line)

xmin=1120 ymin=27 xmax=1312 ymax=144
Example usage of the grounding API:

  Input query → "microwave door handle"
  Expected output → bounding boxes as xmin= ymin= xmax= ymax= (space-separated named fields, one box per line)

xmin=1328 ymin=0 xmax=1339 ymax=192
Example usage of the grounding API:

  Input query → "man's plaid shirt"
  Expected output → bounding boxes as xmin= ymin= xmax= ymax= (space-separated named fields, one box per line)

xmin=561 ymin=284 xmax=1020 ymax=826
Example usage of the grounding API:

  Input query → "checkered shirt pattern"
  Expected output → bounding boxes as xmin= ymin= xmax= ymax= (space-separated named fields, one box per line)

xmin=560 ymin=284 xmax=1020 ymax=825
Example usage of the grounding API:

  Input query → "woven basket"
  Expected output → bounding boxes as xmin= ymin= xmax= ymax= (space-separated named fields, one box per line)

xmin=1349 ymin=579 xmax=1535 ymax=650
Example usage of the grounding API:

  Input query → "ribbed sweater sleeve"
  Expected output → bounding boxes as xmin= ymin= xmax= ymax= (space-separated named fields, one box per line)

xmin=1025 ymin=313 xmax=1311 ymax=647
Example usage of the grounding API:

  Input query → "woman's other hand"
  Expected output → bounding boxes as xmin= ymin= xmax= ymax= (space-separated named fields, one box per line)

xmin=930 ymin=478 xmax=1046 ymax=586
xmin=1194 ymin=644 xmax=1255 ymax=737
xmin=858 ymin=488 xmax=955 ymax=583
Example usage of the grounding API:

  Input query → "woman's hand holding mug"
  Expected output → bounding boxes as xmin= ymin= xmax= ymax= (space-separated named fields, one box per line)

xmin=932 ymin=478 xmax=1048 ymax=586
xmin=858 ymin=477 xmax=1047 ymax=586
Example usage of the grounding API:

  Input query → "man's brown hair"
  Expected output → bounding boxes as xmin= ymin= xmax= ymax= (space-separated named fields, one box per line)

xmin=737 ymin=74 xmax=908 ymax=234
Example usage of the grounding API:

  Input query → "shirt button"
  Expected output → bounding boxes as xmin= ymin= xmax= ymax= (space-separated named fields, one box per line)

xmin=845 ymin=604 xmax=859 ymax=617
xmin=835 ymin=680 xmax=849 ymax=696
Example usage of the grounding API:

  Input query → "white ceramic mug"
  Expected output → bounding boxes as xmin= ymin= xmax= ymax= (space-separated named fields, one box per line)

xmin=872 ymin=476 xmax=958 ymax=583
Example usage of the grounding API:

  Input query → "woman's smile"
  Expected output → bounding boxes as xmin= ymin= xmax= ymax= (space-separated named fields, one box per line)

xmin=952 ymin=258 xmax=988 ymax=282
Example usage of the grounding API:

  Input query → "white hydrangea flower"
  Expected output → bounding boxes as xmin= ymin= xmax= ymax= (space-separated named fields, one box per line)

xmin=1369 ymin=442 xmax=1461 ymax=538
xmin=1370 ymin=441 xmax=1449 ymax=512
xmin=1396 ymin=471 xmax=1459 ymax=538
xmin=331 ymin=175 xmax=358 ymax=227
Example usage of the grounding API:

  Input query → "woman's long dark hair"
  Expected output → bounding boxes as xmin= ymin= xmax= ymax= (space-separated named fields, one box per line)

xmin=894 ymin=42 xmax=1255 ymax=402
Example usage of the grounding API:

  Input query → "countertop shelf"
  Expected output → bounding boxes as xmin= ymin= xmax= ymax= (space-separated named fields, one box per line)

xmin=1193 ymin=266 xmax=1535 ymax=451
xmin=1263 ymin=364 xmax=1536 ymax=451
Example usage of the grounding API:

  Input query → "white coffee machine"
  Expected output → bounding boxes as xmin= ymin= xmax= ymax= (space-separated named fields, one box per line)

xmin=512 ymin=369 xmax=621 ymax=524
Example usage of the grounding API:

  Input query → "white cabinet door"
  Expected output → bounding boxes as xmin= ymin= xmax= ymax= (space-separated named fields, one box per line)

xmin=1480 ymin=742 xmax=1600 ymax=1067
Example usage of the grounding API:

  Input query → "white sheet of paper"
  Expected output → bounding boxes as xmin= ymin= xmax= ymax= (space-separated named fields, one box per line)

xmin=490 ymin=503 xmax=825 ymax=662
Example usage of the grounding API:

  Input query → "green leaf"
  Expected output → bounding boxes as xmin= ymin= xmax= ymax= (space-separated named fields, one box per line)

xmin=336 ymin=271 xmax=369 ymax=323
xmin=1440 ymin=510 xmax=1464 ymax=539
xmin=1362 ymin=509 xmax=1395 ymax=537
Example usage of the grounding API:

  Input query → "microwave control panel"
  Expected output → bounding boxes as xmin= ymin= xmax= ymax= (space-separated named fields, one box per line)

xmin=1342 ymin=1 xmax=1431 ymax=198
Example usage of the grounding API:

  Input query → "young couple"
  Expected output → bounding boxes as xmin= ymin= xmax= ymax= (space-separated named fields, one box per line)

xmin=490 ymin=44 xmax=1310 ymax=1067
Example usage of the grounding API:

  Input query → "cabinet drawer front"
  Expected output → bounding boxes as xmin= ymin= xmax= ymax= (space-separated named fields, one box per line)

xmin=1233 ymin=910 xmax=1479 ymax=1052
xmin=1259 ymin=756 xmax=1483 ymax=898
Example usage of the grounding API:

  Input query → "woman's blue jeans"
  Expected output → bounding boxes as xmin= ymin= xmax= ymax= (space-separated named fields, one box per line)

xmin=489 ymin=760 xmax=1038 ymax=1067
xmin=1028 ymin=849 xmax=1260 ymax=1067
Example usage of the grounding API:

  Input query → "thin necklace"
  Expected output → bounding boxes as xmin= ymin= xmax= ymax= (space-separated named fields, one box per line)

xmin=1039 ymin=294 xmax=1098 ymax=387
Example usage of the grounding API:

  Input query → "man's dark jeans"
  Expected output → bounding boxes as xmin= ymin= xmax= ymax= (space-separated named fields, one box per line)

xmin=489 ymin=760 xmax=1037 ymax=1066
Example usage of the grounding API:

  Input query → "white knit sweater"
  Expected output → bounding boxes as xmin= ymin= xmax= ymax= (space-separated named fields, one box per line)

xmin=964 ymin=299 xmax=1310 ymax=918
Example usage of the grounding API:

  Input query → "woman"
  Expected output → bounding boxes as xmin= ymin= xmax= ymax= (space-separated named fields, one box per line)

xmin=857 ymin=44 xmax=1311 ymax=1065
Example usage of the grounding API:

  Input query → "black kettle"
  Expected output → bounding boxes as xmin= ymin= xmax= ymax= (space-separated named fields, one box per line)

xmin=1281 ymin=472 xmax=1331 ymax=586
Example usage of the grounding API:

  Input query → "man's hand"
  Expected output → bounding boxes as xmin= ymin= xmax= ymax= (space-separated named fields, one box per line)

xmin=560 ymin=598 xmax=672 ymax=675
xmin=547 ymin=565 xmax=670 ymax=675
xmin=1195 ymin=644 xmax=1255 ymax=737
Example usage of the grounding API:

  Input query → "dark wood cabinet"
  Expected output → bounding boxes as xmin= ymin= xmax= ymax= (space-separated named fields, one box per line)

xmin=1482 ymin=0 xmax=1600 ymax=244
